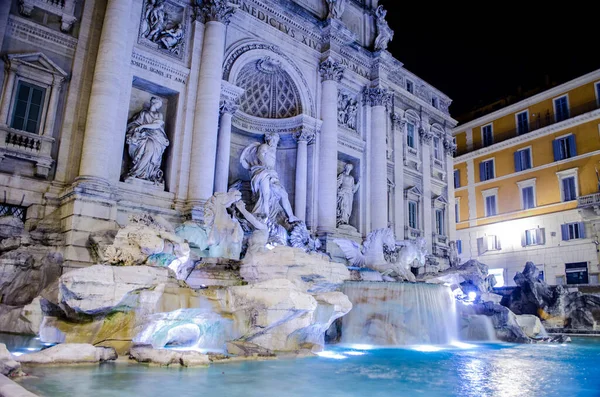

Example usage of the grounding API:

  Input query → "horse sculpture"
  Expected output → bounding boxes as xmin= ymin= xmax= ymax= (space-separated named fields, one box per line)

xmin=334 ymin=230 xmax=427 ymax=282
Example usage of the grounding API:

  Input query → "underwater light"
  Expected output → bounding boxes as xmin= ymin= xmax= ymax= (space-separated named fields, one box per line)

xmin=467 ymin=291 xmax=477 ymax=301
xmin=266 ymin=243 xmax=275 ymax=250
xmin=11 ymin=352 xmax=23 ymax=357
xmin=345 ymin=351 xmax=367 ymax=356
xmin=450 ymin=341 xmax=477 ymax=349
xmin=26 ymin=348 xmax=38 ymax=351
xmin=347 ymin=344 xmax=375 ymax=350
xmin=316 ymin=351 xmax=347 ymax=359
xmin=411 ymin=345 xmax=444 ymax=352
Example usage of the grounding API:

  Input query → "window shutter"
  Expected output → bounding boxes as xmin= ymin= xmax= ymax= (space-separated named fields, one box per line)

xmin=457 ymin=240 xmax=462 ymax=254
xmin=454 ymin=170 xmax=460 ymax=188
xmin=479 ymin=162 xmax=485 ymax=181
xmin=561 ymin=224 xmax=569 ymax=241
xmin=537 ymin=228 xmax=546 ymax=245
xmin=552 ymin=139 xmax=560 ymax=161
xmin=495 ymin=238 xmax=502 ymax=250
xmin=521 ymin=232 xmax=527 ymax=247
xmin=569 ymin=135 xmax=577 ymax=158
xmin=477 ymin=237 xmax=486 ymax=255
xmin=578 ymin=222 xmax=586 ymax=238
xmin=514 ymin=151 xmax=522 ymax=172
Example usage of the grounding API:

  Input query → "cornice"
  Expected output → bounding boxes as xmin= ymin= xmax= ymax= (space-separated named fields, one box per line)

xmin=454 ymin=108 xmax=600 ymax=162
xmin=454 ymin=68 xmax=600 ymax=132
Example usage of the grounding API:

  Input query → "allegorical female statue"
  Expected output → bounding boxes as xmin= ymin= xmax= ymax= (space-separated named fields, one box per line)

xmin=126 ymin=97 xmax=170 ymax=184
xmin=336 ymin=163 xmax=360 ymax=226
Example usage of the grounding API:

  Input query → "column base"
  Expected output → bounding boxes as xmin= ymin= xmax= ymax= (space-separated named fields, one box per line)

xmin=183 ymin=200 xmax=207 ymax=221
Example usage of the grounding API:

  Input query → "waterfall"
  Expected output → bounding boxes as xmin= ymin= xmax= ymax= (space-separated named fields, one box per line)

xmin=461 ymin=315 xmax=498 ymax=342
xmin=339 ymin=281 xmax=458 ymax=346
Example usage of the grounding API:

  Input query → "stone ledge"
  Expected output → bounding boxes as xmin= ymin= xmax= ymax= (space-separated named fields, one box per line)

xmin=0 ymin=374 xmax=39 ymax=397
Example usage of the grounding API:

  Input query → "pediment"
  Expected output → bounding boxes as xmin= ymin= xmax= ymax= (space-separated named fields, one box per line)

xmin=432 ymin=194 xmax=449 ymax=205
xmin=6 ymin=52 xmax=68 ymax=77
xmin=404 ymin=186 xmax=422 ymax=197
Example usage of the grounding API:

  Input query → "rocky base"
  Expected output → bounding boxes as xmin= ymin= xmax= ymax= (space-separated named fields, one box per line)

xmin=16 ymin=344 xmax=117 ymax=364
xmin=0 ymin=344 xmax=22 ymax=377
xmin=129 ymin=345 xmax=209 ymax=367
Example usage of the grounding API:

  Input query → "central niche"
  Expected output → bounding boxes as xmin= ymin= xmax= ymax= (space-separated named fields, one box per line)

xmin=236 ymin=57 xmax=302 ymax=119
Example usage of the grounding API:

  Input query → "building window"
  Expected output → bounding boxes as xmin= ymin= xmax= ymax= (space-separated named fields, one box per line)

xmin=408 ymin=200 xmax=418 ymax=229
xmin=479 ymin=159 xmax=495 ymax=181
xmin=565 ymin=262 xmax=588 ymax=285
xmin=595 ymin=82 xmax=600 ymax=107
xmin=554 ymin=95 xmax=569 ymax=122
xmin=522 ymin=228 xmax=545 ymax=246
xmin=10 ymin=81 xmax=46 ymax=134
xmin=516 ymin=111 xmax=529 ymax=135
xmin=453 ymin=169 xmax=460 ymax=188
xmin=488 ymin=268 xmax=505 ymax=288
xmin=538 ymin=270 xmax=544 ymax=281
xmin=517 ymin=178 xmax=536 ymax=210
xmin=456 ymin=240 xmax=462 ymax=254
xmin=407 ymin=123 xmax=416 ymax=149
xmin=561 ymin=222 xmax=585 ymax=240
xmin=455 ymin=201 xmax=459 ymax=223
xmin=478 ymin=235 xmax=501 ymax=255
xmin=482 ymin=124 xmax=493 ymax=147
xmin=433 ymin=136 xmax=441 ymax=160
xmin=514 ymin=147 xmax=532 ymax=171
xmin=482 ymin=187 xmax=498 ymax=217
xmin=435 ymin=209 xmax=445 ymax=235
xmin=556 ymin=168 xmax=579 ymax=202
xmin=432 ymin=97 xmax=438 ymax=108
xmin=406 ymin=80 xmax=414 ymax=94
xmin=552 ymin=134 xmax=576 ymax=161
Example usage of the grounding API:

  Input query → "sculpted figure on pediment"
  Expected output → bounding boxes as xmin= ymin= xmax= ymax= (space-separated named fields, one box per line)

xmin=326 ymin=0 xmax=348 ymax=19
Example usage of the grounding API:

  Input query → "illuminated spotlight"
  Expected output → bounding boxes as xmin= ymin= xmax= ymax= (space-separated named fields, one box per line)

xmin=450 ymin=341 xmax=477 ymax=349
xmin=347 ymin=344 xmax=375 ymax=350
xmin=411 ymin=345 xmax=444 ymax=352
xmin=345 ymin=351 xmax=367 ymax=356
xmin=316 ymin=351 xmax=347 ymax=359
xmin=467 ymin=291 xmax=477 ymax=301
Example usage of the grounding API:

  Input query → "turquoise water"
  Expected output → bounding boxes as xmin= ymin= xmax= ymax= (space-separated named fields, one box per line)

xmin=14 ymin=339 xmax=600 ymax=397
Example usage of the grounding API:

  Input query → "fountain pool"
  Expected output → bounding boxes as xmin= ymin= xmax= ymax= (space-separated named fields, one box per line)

xmin=13 ymin=338 xmax=600 ymax=397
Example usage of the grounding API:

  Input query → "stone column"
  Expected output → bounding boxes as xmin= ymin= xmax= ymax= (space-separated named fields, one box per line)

xmin=317 ymin=58 xmax=343 ymax=234
xmin=420 ymin=120 xmax=434 ymax=254
xmin=214 ymin=99 xmax=238 ymax=193
xmin=78 ymin=0 xmax=132 ymax=183
xmin=294 ymin=130 xmax=315 ymax=221
xmin=366 ymin=87 xmax=390 ymax=231
xmin=42 ymin=78 xmax=64 ymax=137
xmin=444 ymin=132 xmax=457 ymax=242
xmin=0 ymin=65 xmax=16 ymax=125
xmin=392 ymin=112 xmax=406 ymax=238
xmin=187 ymin=1 xmax=236 ymax=215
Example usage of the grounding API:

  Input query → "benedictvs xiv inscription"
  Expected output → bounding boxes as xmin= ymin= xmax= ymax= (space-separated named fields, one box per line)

xmin=238 ymin=2 xmax=320 ymax=51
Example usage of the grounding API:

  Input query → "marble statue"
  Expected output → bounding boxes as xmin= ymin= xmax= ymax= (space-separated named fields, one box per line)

xmin=289 ymin=221 xmax=322 ymax=253
xmin=144 ymin=1 xmax=166 ymax=42
xmin=233 ymin=200 xmax=269 ymax=255
xmin=448 ymin=240 xmax=460 ymax=267
xmin=159 ymin=23 xmax=184 ymax=53
xmin=335 ymin=230 xmax=425 ymax=282
xmin=374 ymin=6 xmax=394 ymax=51
xmin=336 ymin=163 xmax=359 ymax=226
xmin=240 ymin=133 xmax=300 ymax=244
xmin=337 ymin=92 xmax=358 ymax=131
xmin=326 ymin=0 xmax=348 ymax=19
xmin=204 ymin=189 xmax=244 ymax=260
xmin=126 ymin=97 xmax=170 ymax=184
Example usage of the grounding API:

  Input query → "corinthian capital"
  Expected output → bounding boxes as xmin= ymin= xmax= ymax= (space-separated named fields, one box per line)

xmin=293 ymin=130 xmax=316 ymax=144
xmin=220 ymin=98 xmax=239 ymax=115
xmin=391 ymin=113 xmax=406 ymax=131
xmin=419 ymin=125 xmax=433 ymax=144
xmin=319 ymin=58 xmax=344 ymax=82
xmin=195 ymin=0 xmax=237 ymax=24
xmin=364 ymin=87 xmax=391 ymax=107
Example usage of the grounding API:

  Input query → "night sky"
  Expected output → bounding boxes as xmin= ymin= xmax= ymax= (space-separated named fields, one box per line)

xmin=379 ymin=2 xmax=600 ymax=121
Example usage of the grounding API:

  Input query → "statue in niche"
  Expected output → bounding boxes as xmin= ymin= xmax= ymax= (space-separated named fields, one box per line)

xmin=125 ymin=97 xmax=170 ymax=184
xmin=204 ymin=189 xmax=245 ymax=260
xmin=336 ymin=163 xmax=360 ymax=226
xmin=143 ymin=1 xmax=166 ymax=42
xmin=374 ymin=5 xmax=394 ymax=51
xmin=326 ymin=0 xmax=348 ymax=19
xmin=158 ymin=23 xmax=184 ymax=53
xmin=240 ymin=133 xmax=300 ymax=244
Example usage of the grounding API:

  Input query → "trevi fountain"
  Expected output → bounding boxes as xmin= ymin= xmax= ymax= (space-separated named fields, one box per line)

xmin=0 ymin=0 xmax=598 ymax=396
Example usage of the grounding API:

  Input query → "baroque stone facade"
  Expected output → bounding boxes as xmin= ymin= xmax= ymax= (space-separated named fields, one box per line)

xmin=0 ymin=0 xmax=457 ymax=269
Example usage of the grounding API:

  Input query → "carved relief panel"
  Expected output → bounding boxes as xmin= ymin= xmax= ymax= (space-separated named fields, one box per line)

xmin=138 ymin=0 xmax=188 ymax=61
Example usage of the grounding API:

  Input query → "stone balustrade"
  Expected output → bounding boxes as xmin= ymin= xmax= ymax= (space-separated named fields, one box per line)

xmin=577 ymin=192 xmax=600 ymax=207
xmin=19 ymin=0 xmax=78 ymax=32
xmin=0 ymin=126 xmax=54 ymax=177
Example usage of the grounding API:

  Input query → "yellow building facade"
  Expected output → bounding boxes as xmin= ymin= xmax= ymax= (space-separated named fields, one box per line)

xmin=453 ymin=69 xmax=600 ymax=287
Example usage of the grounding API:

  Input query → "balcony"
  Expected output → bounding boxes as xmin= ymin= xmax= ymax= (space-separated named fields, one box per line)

xmin=0 ymin=126 xmax=54 ymax=178
xmin=19 ymin=0 xmax=78 ymax=32
xmin=464 ymin=99 xmax=600 ymax=153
